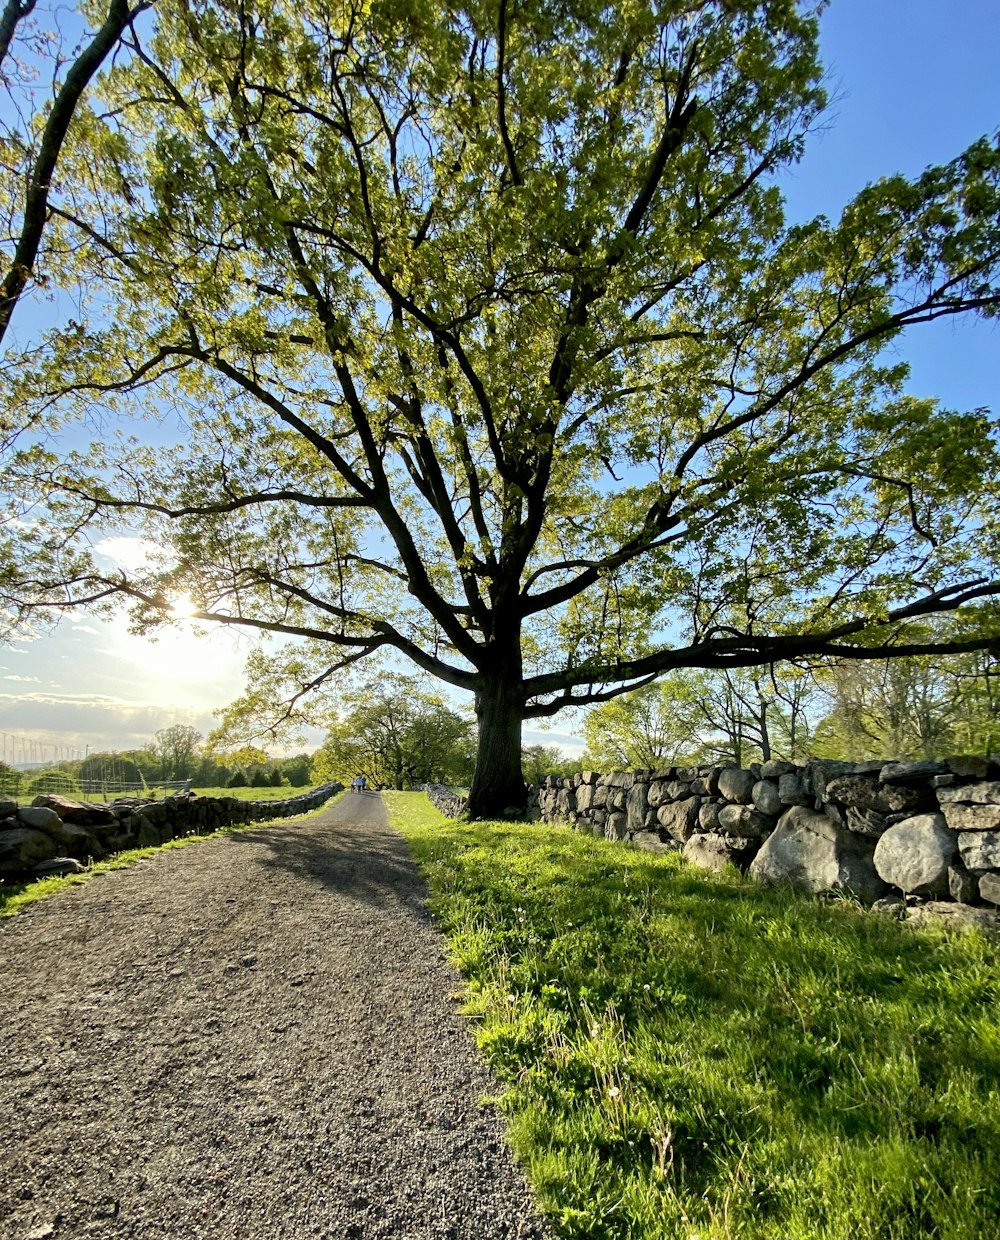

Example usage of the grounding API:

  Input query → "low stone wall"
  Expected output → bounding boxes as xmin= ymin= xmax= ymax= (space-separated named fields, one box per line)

xmin=424 ymin=784 xmax=468 ymax=818
xmin=0 ymin=784 xmax=344 ymax=880
xmin=535 ymin=757 xmax=1000 ymax=931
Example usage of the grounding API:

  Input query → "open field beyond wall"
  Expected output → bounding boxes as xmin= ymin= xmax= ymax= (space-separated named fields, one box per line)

xmin=385 ymin=791 xmax=1000 ymax=1240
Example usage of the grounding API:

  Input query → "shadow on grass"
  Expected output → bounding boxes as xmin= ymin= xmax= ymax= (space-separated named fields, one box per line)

xmin=397 ymin=811 xmax=1000 ymax=1239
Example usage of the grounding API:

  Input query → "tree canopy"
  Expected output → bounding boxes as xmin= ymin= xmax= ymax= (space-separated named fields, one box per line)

xmin=2 ymin=0 xmax=999 ymax=816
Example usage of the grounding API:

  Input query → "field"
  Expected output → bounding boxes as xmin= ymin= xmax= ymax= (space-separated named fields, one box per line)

xmin=385 ymin=791 xmax=1000 ymax=1240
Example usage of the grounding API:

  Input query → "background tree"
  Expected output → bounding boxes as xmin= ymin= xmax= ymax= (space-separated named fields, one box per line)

xmin=150 ymin=724 xmax=202 ymax=781
xmin=312 ymin=677 xmax=475 ymax=790
xmin=3 ymin=1 xmax=1000 ymax=816
xmin=520 ymin=744 xmax=582 ymax=785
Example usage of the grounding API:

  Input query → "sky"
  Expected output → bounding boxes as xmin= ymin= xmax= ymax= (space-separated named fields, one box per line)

xmin=1 ymin=0 xmax=998 ymax=767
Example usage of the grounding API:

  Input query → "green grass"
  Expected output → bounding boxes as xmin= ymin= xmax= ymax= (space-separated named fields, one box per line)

xmin=385 ymin=791 xmax=1000 ymax=1240
xmin=0 ymin=792 xmax=341 ymax=920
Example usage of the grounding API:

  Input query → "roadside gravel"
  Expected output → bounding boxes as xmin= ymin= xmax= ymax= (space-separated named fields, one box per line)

xmin=0 ymin=792 xmax=550 ymax=1240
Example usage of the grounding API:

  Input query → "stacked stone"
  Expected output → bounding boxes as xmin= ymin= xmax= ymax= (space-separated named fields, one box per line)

xmin=0 ymin=784 xmax=344 ymax=880
xmin=536 ymin=756 xmax=1000 ymax=928
xmin=424 ymin=784 xmax=469 ymax=818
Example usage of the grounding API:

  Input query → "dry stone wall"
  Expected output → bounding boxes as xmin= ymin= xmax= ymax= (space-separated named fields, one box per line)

xmin=535 ymin=757 xmax=1000 ymax=932
xmin=0 ymin=784 xmax=344 ymax=881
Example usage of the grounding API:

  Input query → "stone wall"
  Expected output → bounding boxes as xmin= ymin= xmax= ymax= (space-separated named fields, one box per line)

xmin=535 ymin=757 xmax=1000 ymax=932
xmin=0 ymin=784 xmax=344 ymax=881
xmin=424 ymin=783 xmax=468 ymax=818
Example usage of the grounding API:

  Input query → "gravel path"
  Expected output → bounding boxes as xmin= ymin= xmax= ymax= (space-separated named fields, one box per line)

xmin=0 ymin=793 xmax=550 ymax=1240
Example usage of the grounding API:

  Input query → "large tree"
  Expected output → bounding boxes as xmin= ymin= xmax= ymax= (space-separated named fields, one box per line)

xmin=3 ymin=0 xmax=1000 ymax=816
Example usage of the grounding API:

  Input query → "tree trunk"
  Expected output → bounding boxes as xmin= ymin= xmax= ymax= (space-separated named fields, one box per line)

xmin=467 ymin=675 xmax=527 ymax=819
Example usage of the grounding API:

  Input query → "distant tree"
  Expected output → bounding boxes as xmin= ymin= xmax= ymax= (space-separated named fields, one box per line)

xmin=312 ymin=677 xmax=475 ymax=790
xmin=279 ymin=754 xmax=312 ymax=788
xmin=584 ymin=675 xmax=704 ymax=770
xmin=521 ymin=745 xmax=581 ymax=786
xmin=0 ymin=760 xmax=21 ymax=795
xmin=25 ymin=768 xmax=80 ymax=795
xmin=150 ymin=725 xmax=202 ymax=781
xmin=79 ymin=752 xmax=143 ymax=788
xmin=249 ymin=767 xmax=271 ymax=787
xmin=227 ymin=770 xmax=248 ymax=789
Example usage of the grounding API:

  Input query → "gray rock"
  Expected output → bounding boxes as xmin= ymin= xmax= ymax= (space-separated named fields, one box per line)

xmin=749 ymin=805 xmax=884 ymax=900
xmin=751 ymin=780 xmax=783 ymax=816
xmin=646 ymin=781 xmax=667 ymax=808
xmin=717 ymin=767 xmax=756 ymax=804
xmin=31 ymin=857 xmax=87 ymax=878
xmin=16 ymin=806 xmax=62 ymax=832
xmin=825 ymin=775 xmax=928 ymax=815
xmin=656 ymin=798 xmax=701 ymax=843
xmin=698 ymin=801 xmax=722 ymax=831
xmin=948 ymin=861 xmax=978 ymax=905
xmin=31 ymin=794 xmax=118 ymax=827
xmin=575 ymin=783 xmax=593 ymax=814
xmin=0 ymin=827 xmax=58 ymax=874
xmin=556 ymin=786 xmax=576 ymax=818
xmin=905 ymin=902 xmax=999 ymax=936
xmin=879 ymin=760 xmax=950 ymax=783
xmin=823 ymin=801 xmax=846 ymax=827
xmin=777 ymin=773 xmax=811 ymax=806
xmin=980 ymin=873 xmax=1000 ymax=906
xmin=844 ymin=806 xmax=889 ymax=837
xmin=663 ymin=780 xmax=695 ymax=802
xmin=607 ymin=788 xmax=626 ymax=812
xmin=930 ymin=774 xmax=956 ymax=788
xmin=871 ymin=895 xmax=906 ymax=917
xmin=873 ymin=814 xmax=957 ymax=896
xmin=940 ymin=803 xmax=1000 ymax=832
xmin=936 ymin=781 xmax=1000 ymax=805
xmin=0 ymin=799 xmax=17 ymax=819
xmin=683 ymin=832 xmax=759 ymax=874
xmin=631 ymin=831 xmax=677 ymax=854
xmin=604 ymin=811 xmax=628 ymax=841
xmin=626 ymin=783 xmax=648 ymax=832
xmin=717 ymin=803 xmax=773 ymax=837
xmin=759 ymin=759 xmax=796 ymax=779
xmin=592 ymin=785 xmax=609 ymax=810
xmin=135 ymin=819 xmax=162 ymax=849
xmin=958 ymin=830 xmax=1000 ymax=874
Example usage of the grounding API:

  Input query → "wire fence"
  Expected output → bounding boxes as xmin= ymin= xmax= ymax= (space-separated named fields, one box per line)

xmin=0 ymin=768 xmax=190 ymax=802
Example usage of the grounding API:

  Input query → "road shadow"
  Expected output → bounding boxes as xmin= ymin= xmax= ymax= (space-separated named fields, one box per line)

xmin=222 ymin=792 xmax=434 ymax=923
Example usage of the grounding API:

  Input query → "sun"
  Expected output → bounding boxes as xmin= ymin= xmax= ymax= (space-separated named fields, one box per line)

xmin=167 ymin=592 xmax=199 ymax=620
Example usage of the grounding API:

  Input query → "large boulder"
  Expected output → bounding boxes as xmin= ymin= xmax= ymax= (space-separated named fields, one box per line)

xmin=824 ymin=775 xmax=929 ymax=815
xmin=751 ymin=780 xmax=783 ymax=816
xmin=879 ymin=760 xmax=950 ymax=783
xmin=749 ymin=806 xmax=884 ymax=900
xmin=16 ymin=805 xmax=63 ymax=832
xmin=683 ymin=832 xmax=759 ymax=874
xmin=626 ymin=783 xmax=649 ymax=833
xmin=716 ymin=767 xmax=756 ymax=804
xmin=604 ymin=811 xmax=628 ymax=841
xmin=0 ymin=828 xmax=58 ymax=874
xmin=31 ymin=794 xmax=118 ymax=828
xmin=656 ymin=798 xmax=701 ymax=843
xmin=872 ymin=813 xmax=957 ymax=896
xmin=717 ymin=804 xmax=773 ymax=837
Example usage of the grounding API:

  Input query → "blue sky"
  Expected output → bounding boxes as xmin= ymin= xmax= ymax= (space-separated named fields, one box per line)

xmin=1 ymin=0 xmax=998 ymax=766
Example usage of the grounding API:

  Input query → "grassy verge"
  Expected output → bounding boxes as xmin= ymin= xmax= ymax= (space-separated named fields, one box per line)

xmin=385 ymin=791 xmax=1000 ymax=1240
xmin=0 ymin=792 xmax=342 ymax=921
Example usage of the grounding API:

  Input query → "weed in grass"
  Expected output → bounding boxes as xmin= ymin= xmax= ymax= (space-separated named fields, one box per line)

xmin=385 ymin=791 xmax=1000 ymax=1240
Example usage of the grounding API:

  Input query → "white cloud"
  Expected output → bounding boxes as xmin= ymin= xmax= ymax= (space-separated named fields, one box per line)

xmin=3 ymin=674 xmax=41 ymax=683
xmin=71 ymin=624 xmax=100 ymax=635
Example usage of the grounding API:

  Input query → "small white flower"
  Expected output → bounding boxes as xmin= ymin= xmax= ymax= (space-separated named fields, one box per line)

xmin=607 ymin=1086 xmax=621 ymax=1098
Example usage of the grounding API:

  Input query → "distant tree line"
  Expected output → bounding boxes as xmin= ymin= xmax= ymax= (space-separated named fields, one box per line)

xmin=583 ymin=629 xmax=1000 ymax=771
